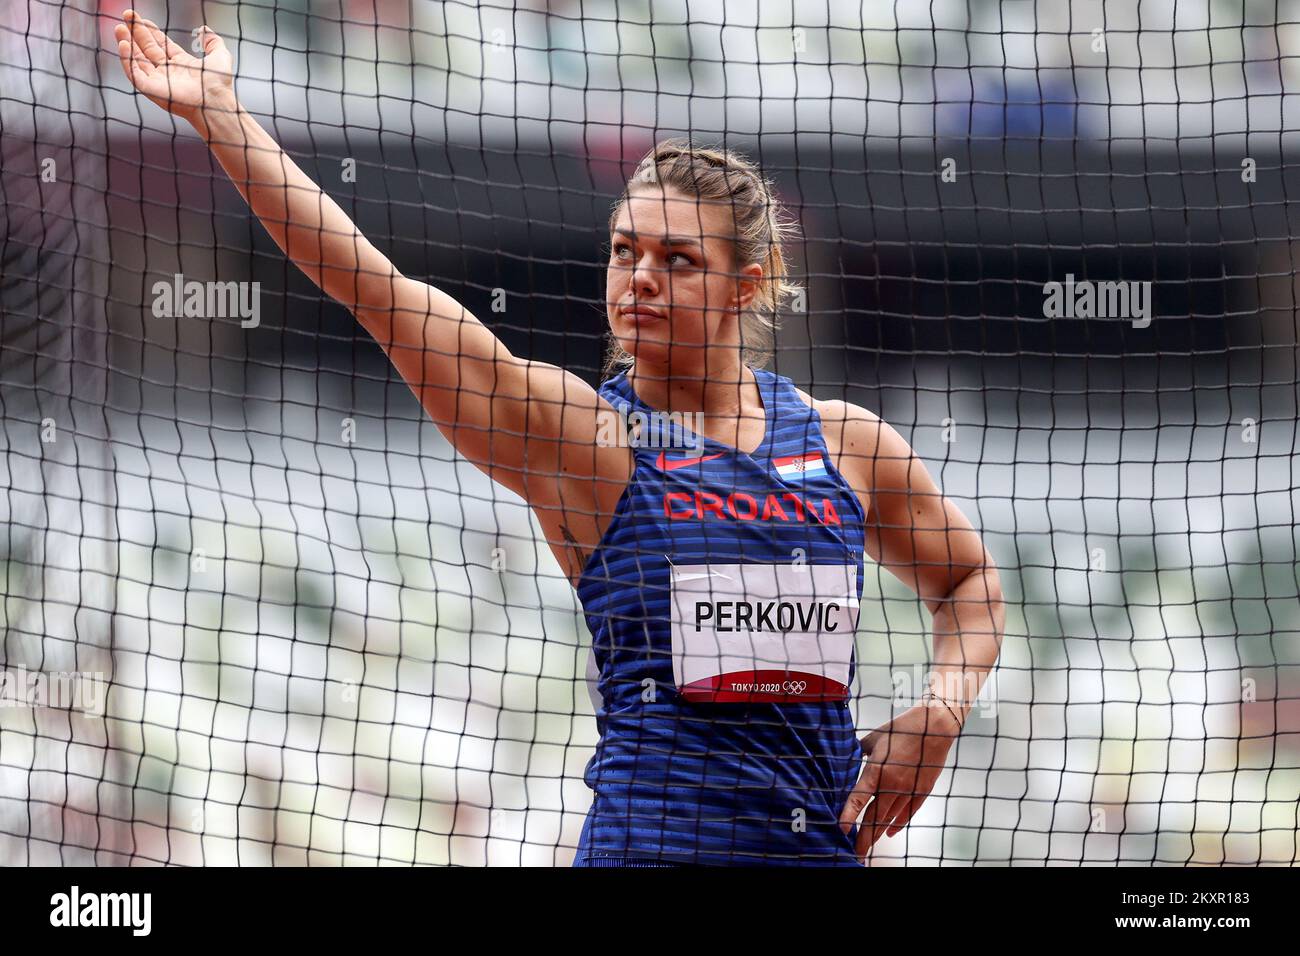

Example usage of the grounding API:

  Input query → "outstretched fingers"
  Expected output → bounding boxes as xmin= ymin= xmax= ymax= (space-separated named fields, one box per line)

xmin=114 ymin=26 xmax=155 ymax=82
xmin=195 ymin=25 xmax=227 ymax=58
xmin=126 ymin=10 xmax=189 ymax=60
xmin=124 ymin=12 xmax=168 ymax=66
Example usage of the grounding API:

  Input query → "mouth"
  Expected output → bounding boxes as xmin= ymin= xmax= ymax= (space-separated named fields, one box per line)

xmin=618 ymin=305 xmax=666 ymax=323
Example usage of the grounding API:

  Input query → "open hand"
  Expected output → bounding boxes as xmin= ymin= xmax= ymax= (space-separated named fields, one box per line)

xmin=113 ymin=9 xmax=233 ymax=120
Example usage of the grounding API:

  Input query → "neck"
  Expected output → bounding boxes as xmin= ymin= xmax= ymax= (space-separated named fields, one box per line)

xmin=627 ymin=353 xmax=755 ymax=416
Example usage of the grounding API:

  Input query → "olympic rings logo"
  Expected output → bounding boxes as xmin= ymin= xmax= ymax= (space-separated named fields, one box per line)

xmin=782 ymin=679 xmax=808 ymax=695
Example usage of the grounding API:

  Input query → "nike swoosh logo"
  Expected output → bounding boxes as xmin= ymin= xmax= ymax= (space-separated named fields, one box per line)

xmin=656 ymin=451 xmax=725 ymax=471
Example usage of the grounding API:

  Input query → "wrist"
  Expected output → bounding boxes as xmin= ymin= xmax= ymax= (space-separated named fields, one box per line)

xmin=185 ymin=90 xmax=241 ymax=140
xmin=920 ymin=687 xmax=968 ymax=733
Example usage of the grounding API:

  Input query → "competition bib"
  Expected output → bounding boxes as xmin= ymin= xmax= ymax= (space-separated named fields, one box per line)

xmin=669 ymin=562 xmax=860 ymax=703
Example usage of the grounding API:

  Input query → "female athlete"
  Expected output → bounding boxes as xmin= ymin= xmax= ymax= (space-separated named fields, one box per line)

xmin=114 ymin=10 xmax=1005 ymax=866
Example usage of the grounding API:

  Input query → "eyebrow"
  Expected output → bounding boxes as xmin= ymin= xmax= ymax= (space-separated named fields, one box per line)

xmin=612 ymin=229 xmax=703 ymax=249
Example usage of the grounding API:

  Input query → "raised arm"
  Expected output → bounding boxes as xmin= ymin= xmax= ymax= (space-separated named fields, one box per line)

xmin=113 ymin=10 xmax=627 ymax=510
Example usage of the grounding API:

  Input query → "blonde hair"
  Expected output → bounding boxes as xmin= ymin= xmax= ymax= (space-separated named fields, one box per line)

xmin=603 ymin=139 xmax=802 ymax=377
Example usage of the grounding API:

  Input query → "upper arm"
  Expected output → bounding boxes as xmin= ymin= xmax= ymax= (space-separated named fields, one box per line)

xmin=197 ymin=115 xmax=627 ymax=514
xmin=829 ymin=402 xmax=992 ymax=613
xmin=358 ymin=274 xmax=630 ymax=508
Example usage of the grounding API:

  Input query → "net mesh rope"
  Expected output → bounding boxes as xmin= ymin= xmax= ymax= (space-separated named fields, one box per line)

xmin=0 ymin=0 xmax=1297 ymax=865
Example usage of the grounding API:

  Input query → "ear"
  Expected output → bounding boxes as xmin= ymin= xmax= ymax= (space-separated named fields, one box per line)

xmin=729 ymin=262 xmax=764 ymax=313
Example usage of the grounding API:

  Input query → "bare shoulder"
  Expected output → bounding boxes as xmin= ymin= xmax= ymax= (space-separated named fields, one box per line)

xmin=790 ymin=385 xmax=928 ymax=513
xmin=791 ymin=386 xmax=892 ymax=460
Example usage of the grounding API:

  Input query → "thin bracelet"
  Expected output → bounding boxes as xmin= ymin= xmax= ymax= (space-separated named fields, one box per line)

xmin=921 ymin=688 xmax=966 ymax=728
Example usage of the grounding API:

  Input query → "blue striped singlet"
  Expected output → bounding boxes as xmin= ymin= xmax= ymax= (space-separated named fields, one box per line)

xmin=574 ymin=367 xmax=868 ymax=867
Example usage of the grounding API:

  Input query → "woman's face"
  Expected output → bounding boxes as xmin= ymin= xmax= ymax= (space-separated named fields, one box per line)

xmin=606 ymin=186 xmax=760 ymax=371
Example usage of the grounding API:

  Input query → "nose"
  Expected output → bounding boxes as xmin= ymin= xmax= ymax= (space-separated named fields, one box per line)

xmin=630 ymin=251 xmax=660 ymax=299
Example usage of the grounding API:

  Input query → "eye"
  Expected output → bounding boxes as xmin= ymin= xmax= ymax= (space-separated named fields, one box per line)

xmin=668 ymin=251 xmax=694 ymax=266
xmin=612 ymin=241 xmax=633 ymax=261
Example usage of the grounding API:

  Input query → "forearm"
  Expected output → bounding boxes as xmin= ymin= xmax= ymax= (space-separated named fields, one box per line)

xmin=112 ymin=12 xmax=566 ymax=485
xmin=926 ymin=564 xmax=1005 ymax=727
xmin=187 ymin=95 xmax=397 ymax=317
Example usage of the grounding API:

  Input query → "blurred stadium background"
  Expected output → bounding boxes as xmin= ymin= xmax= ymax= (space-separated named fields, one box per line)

xmin=1 ymin=0 xmax=1297 ymax=865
